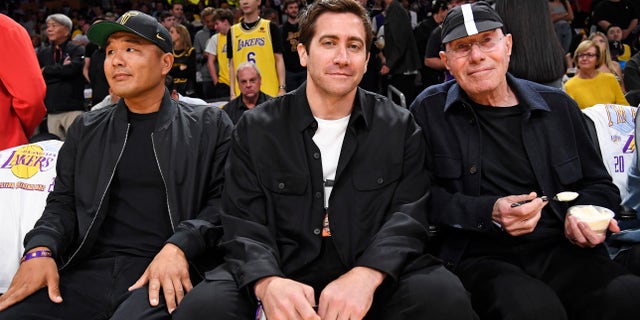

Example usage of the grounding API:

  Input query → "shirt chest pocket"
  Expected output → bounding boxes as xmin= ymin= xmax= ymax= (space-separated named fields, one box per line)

xmin=553 ymin=155 xmax=583 ymax=186
xmin=353 ymin=163 xmax=402 ymax=191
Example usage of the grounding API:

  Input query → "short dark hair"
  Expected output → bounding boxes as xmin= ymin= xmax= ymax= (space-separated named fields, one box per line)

xmin=298 ymin=0 xmax=372 ymax=54
xmin=284 ymin=0 xmax=300 ymax=9
xmin=212 ymin=8 xmax=234 ymax=24
xmin=160 ymin=11 xmax=174 ymax=22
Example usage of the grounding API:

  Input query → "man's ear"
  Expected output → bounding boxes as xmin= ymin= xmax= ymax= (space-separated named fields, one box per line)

xmin=439 ymin=51 xmax=450 ymax=71
xmin=297 ymin=43 xmax=308 ymax=67
xmin=161 ymin=52 xmax=174 ymax=75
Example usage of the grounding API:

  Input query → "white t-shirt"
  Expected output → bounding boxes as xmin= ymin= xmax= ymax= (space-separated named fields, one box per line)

xmin=312 ymin=115 xmax=350 ymax=208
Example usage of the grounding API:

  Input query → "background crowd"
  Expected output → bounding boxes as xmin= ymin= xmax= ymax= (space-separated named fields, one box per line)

xmin=2 ymin=0 xmax=640 ymax=122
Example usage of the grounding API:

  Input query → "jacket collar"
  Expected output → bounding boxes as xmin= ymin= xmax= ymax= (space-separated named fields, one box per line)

xmin=443 ymin=73 xmax=552 ymax=115
xmin=292 ymin=82 xmax=369 ymax=132
xmin=112 ymin=89 xmax=177 ymax=130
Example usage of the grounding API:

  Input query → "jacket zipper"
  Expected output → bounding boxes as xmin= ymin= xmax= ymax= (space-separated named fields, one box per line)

xmin=60 ymin=124 xmax=130 ymax=270
xmin=151 ymin=133 xmax=175 ymax=231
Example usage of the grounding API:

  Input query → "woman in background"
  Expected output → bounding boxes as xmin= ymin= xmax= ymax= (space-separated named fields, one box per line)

xmin=589 ymin=31 xmax=625 ymax=92
xmin=565 ymin=40 xmax=628 ymax=109
xmin=169 ymin=24 xmax=197 ymax=97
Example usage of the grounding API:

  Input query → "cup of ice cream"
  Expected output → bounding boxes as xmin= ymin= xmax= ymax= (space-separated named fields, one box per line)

xmin=567 ymin=205 xmax=615 ymax=234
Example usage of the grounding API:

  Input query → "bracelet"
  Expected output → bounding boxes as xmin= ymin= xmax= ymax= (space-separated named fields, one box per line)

xmin=278 ymin=85 xmax=286 ymax=90
xmin=21 ymin=250 xmax=53 ymax=263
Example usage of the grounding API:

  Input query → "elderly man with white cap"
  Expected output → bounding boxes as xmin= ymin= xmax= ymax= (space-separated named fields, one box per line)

xmin=411 ymin=1 xmax=640 ymax=319
xmin=0 ymin=10 xmax=232 ymax=320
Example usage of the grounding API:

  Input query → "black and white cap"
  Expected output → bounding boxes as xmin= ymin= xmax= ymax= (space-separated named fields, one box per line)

xmin=441 ymin=1 xmax=504 ymax=44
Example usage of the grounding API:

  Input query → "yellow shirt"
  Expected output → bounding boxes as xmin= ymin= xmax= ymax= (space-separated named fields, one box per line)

xmin=230 ymin=19 xmax=278 ymax=96
xmin=216 ymin=33 xmax=230 ymax=86
xmin=619 ymin=43 xmax=631 ymax=62
xmin=565 ymin=72 xmax=629 ymax=109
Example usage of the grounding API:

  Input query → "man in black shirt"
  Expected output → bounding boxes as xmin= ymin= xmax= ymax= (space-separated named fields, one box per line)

xmin=172 ymin=0 xmax=475 ymax=319
xmin=0 ymin=10 xmax=232 ymax=320
xmin=223 ymin=62 xmax=272 ymax=124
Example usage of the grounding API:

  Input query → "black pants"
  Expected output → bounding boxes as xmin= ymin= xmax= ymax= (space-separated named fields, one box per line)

xmin=614 ymin=244 xmax=640 ymax=276
xmin=0 ymin=256 xmax=151 ymax=320
xmin=173 ymin=239 xmax=477 ymax=320
xmin=457 ymin=237 xmax=640 ymax=320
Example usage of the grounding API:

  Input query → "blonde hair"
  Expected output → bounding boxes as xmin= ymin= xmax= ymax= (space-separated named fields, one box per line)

xmin=574 ymin=40 xmax=603 ymax=69
xmin=588 ymin=32 xmax=621 ymax=79
xmin=171 ymin=24 xmax=192 ymax=51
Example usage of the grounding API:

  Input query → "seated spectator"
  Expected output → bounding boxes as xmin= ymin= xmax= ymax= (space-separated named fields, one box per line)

xmin=172 ymin=1 xmax=476 ymax=319
xmin=607 ymin=25 xmax=632 ymax=63
xmin=0 ymin=11 xmax=232 ymax=319
xmin=624 ymin=50 xmax=640 ymax=93
xmin=589 ymin=31 xmax=625 ymax=91
xmin=565 ymin=40 xmax=628 ymax=109
xmin=222 ymin=62 xmax=272 ymax=124
xmin=411 ymin=2 xmax=640 ymax=319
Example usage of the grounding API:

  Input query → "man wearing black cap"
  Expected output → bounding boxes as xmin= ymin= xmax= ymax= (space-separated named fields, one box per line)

xmin=0 ymin=10 xmax=233 ymax=320
xmin=411 ymin=1 xmax=640 ymax=319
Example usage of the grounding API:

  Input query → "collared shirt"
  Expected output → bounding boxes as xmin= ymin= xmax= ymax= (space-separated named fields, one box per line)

xmin=221 ymin=85 xmax=430 ymax=288
xmin=410 ymin=74 xmax=620 ymax=269
xmin=222 ymin=91 xmax=272 ymax=124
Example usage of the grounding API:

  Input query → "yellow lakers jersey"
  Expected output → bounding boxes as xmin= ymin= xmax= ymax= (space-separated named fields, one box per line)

xmin=231 ymin=19 xmax=278 ymax=96
xmin=217 ymin=33 xmax=230 ymax=86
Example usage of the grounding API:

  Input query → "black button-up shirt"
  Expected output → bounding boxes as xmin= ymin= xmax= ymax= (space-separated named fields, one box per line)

xmin=222 ymin=91 xmax=272 ymax=124
xmin=221 ymin=85 xmax=431 ymax=288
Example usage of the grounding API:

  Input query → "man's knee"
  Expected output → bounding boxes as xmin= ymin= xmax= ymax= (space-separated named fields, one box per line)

xmin=381 ymin=264 xmax=476 ymax=319
xmin=172 ymin=279 xmax=253 ymax=320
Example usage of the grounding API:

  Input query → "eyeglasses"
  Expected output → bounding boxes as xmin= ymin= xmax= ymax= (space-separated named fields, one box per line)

xmin=577 ymin=53 xmax=598 ymax=59
xmin=446 ymin=36 xmax=504 ymax=58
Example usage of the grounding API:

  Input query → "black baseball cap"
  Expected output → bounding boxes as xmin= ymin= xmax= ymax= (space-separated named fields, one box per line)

xmin=441 ymin=1 xmax=503 ymax=44
xmin=87 ymin=10 xmax=173 ymax=53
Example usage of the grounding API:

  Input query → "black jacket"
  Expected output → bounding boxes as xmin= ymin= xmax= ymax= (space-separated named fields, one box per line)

xmin=37 ymin=40 xmax=86 ymax=113
xmin=383 ymin=0 xmax=421 ymax=75
xmin=410 ymin=74 xmax=620 ymax=269
xmin=623 ymin=52 xmax=640 ymax=93
xmin=223 ymin=91 xmax=272 ymax=124
xmin=24 ymin=91 xmax=233 ymax=272
xmin=220 ymin=85 xmax=431 ymax=289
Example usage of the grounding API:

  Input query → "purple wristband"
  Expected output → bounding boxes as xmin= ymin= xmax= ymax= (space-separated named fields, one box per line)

xmin=21 ymin=250 xmax=53 ymax=263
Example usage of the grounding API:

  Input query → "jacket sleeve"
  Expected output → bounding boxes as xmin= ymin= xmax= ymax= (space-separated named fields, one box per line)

xmin=353 ymin=114 xmax=432 ymax=281
xmin=219 ymin=118 xmax=286 ymax=288
xmin=0 ymin=21 xmax=46 ymax=138
xmin=23 ymin=117 xmax=83 ymax=260
xmin=166 ymin=108 xmax=233 ymax=261
xmin=623 ymin=57 xmax=640 ymax=92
